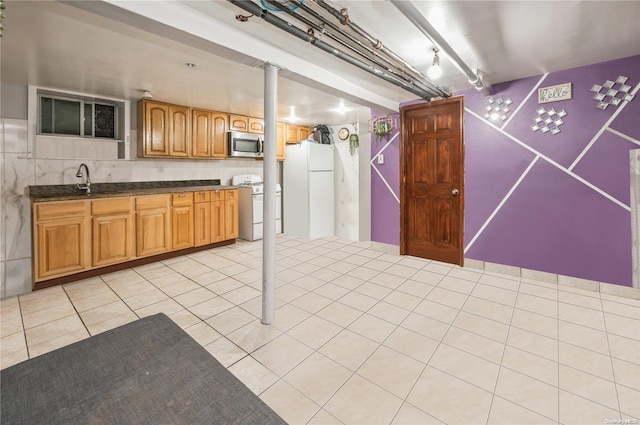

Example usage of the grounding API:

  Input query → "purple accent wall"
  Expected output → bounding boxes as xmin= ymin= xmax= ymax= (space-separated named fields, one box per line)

xmin=371 ymin=55 xmax=640 ymax=286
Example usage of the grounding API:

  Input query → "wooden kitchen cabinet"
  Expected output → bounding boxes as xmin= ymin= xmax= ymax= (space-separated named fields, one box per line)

xmin=33 ymin=200 xmax=91 ymax=282
xmin=135 ymin=194 xmax=171 ymax=257
xmin=211 ymin=190 xmax=226 ymax=244
xmin=91 ymin=197 xmax=134 ymax=267
xmin=276 ymin=122 xmax=286 ymax=161
xmin=286 ymin=124 xmax=312 ymax=144
xmin=229 ymin=115 xmax=264 ymax=134
xmin=225 ymin=189 xmax=239 ymax=239
xmin=194 ymin=191 xmax=211 ymax=246
xmin=171 ymin=192 xmax=194 ymax=250
xmin=137 ymin=100 xmax=191 ymax=158
xmin=192 ymin=109 xmax=228 ymax=159
xmin=169 ymin=105 xmax=191 ymax=157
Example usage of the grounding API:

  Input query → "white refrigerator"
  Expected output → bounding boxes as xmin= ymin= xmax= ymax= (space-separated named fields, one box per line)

xmin=283 ymin=141 xmax=334 ymax=239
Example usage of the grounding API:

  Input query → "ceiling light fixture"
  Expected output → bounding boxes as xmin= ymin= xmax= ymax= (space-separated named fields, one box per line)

xmin=184 ymin=62 xmax=197 ymax=68
xmin=427 ymin=47 xmax=442 ymax=80
xmin=285 ymin=106 xmax=299 ymax=123
xmin=333 ymin=101 xmax=349 ymax=115
xmin=140 ymin=90 xmax=153 ymax=100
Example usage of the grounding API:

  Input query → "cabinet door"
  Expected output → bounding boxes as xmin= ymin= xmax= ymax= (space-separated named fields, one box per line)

xmin=276 ymin=122 xmax=286 ymax=161
xmin=136 ymin=208 xmax=170 ymax=257
xmin=169 ymin=105 xmax=190 ymax=157
xmin=225 ymin=190 xmax=239 ymax=239
xmin=229 ymin=115 xmax=249 ymax=132
xmin=211 ymin=113 xmax=229 ymax=159
xmin=211 ymin=200 xmax=226 ymax=243
xmin=192 ymin=109 xmax=211 ymax=157
xmin=92 ymin=213 xmax=134 ymax=267
xmin=248 ymin=118 xmax=264 ymax=134
xmin=36 ymin=217 xmax=90 ymax=281
xmin=286 ymin=124 xmax=300 ymax=144
xmin=172 ymin=204 xmax=194 ymax=250
xmin=299 ymin=126 xmax=311 ymax=141
xmin=194 ymin=201 xmax=211 ymax=246
xmin=142 ymin=101 xmax=170 ymax=156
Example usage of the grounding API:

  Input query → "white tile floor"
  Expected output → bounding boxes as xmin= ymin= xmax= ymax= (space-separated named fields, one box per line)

xmin=1 ymin=235 xmax=639 ymax=424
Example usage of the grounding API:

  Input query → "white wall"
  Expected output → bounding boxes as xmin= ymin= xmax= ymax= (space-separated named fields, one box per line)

xmin=331 ymin=124 xmax=360 ymax=241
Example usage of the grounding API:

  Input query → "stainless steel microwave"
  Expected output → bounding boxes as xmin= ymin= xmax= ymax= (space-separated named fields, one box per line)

xmin=228 ymin=131 xmax=263 ymax=158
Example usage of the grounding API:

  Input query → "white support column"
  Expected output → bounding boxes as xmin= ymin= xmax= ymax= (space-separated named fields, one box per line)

xmin=262 ymin=63 xmax=278 ymax=324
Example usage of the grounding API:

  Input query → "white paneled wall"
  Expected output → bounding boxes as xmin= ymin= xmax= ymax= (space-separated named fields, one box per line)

xmin=0 ymin=118 xmax=267 ymax=298
xmin=331 ymin=124 xmax=360 ymax=241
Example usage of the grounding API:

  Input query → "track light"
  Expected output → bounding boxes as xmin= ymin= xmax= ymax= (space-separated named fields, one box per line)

xmin=427 ymin=48 xmax=442 ymax=80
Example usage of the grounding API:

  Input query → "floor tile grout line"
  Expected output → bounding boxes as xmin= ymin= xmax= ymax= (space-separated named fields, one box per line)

xmin=598 ymin=292 xmax=623 ymax=416
xmin=485 ymin=276 xmax=523 ymax=425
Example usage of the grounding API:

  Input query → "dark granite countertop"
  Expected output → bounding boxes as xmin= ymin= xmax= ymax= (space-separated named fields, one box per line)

xmin=29 ymin=179 xmax=236 ymax=202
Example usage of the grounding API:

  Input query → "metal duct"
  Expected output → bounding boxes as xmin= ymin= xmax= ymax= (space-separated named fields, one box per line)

xmin=227 ymin=0 xmax=448 ymax=100
xmin=389 ymin=0 xmax=491 ymax=95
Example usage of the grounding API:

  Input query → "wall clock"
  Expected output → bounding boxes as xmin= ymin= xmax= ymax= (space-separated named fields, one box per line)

xmin=338 ymin=127 xmax=350 ymax=140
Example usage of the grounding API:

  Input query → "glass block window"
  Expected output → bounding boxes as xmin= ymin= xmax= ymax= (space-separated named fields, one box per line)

xmin=38 ymin=92 xmax=121 ymax=139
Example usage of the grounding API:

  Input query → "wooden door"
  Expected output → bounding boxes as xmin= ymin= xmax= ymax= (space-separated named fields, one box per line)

xmin=169 ymin=105 xmax=190 ymax=157
xmin=400 ymin=97 xmax=464 ymax=266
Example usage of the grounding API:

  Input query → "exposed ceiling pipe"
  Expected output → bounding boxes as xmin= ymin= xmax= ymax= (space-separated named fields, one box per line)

xmin=228 ymin=0 xmax=441 ymax=100
xmin=312 ymin=0 xmax=446 ymax=97
xmin=389 ymin=0 xmax=490 ymax=95
xmin=265 ymin=0 xmax=444 ymax=98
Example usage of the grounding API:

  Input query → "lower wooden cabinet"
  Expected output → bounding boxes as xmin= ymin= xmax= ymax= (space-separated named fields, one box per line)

xmin=194 ymin=191 xmax=211 ymax=247
xmin=32 ymin=189 xmax=238 ymax=287
xmin=135 ymin=194 xmax=171 ymax=257
xmin=171 ymin=192 xmax=194 ymax=250
xmin=33 ymin=200 xmax=91 ymax=282
xmin=91 ymin=198 xmax=134 ymax=267
xmin=225 ymin=189 xmax=239 ymax=240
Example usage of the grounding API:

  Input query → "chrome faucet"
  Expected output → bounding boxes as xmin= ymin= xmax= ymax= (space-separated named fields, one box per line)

xmin=76 ymin=163 xmax=91 ymax=195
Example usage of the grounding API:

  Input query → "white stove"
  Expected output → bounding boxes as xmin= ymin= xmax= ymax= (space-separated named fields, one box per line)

xmin=232 ymin=174 xmax=282 ymax=241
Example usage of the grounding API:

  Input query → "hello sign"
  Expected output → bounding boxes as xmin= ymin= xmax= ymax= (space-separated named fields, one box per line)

xmin=538 ymin=82 xmax=572 ymax=104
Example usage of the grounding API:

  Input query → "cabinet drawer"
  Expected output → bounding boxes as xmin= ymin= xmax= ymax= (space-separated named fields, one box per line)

xmin=172 ymin=192 xmax=193 ymax=206
xmin=92 ymin=197 xmax=132 ymax=215
xmin=211 ymin=190 xmax=225 ymax=202
xmin=194 ymin=191 xmax=210 ymax=203
xmin=225 ymin=189 xmax=238 ymax=201
xmin=36 ymin=200 xmax=89 ymax=221
xmin=135 ymin=194 xmax=170 ymax=211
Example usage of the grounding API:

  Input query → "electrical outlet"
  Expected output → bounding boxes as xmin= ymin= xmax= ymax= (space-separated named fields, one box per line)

xmin=377 ymin=154 xmax=384 ymax=164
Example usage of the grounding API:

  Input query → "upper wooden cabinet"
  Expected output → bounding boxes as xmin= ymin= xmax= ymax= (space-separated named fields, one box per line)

xmin=229 ymin=115 xmax=264 ymax=134
xmin=169 ymin=105 xmax=191 ymax=157
xmin=192 ymin=110 xmax=228 ymax=159
xmin=139 ymin=101 xmax=169 ymax=157
xmin=138 ymin=100 xmax=191 ymax=158
xmin=286 ymin=124 xmax=312 ymax=144
xmin=276 ymin=122 xmax=286 ymax=161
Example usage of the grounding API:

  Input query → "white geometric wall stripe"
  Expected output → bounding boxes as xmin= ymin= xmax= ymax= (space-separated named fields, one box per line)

xmin=370 ymin=131 xmax=400 ymax=204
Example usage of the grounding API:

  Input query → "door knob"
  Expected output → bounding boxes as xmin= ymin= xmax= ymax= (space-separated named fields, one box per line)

xmin=452 ymin=188 xmax=460 ymax=196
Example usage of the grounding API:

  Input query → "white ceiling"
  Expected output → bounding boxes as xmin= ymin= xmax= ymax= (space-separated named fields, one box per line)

xmin=2 ymin=1 xmax=639 ymax=127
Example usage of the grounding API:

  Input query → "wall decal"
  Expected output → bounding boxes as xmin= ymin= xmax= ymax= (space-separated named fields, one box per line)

xmin=531 ymin=107 xmax=567 ymax=135
xmin=484 ymin=97 xmax=512 ymax=121
xmin=538 ymin=82 xmax=572 ymax=103
xmin=591 ymin=76 xmax=634 ymax=109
